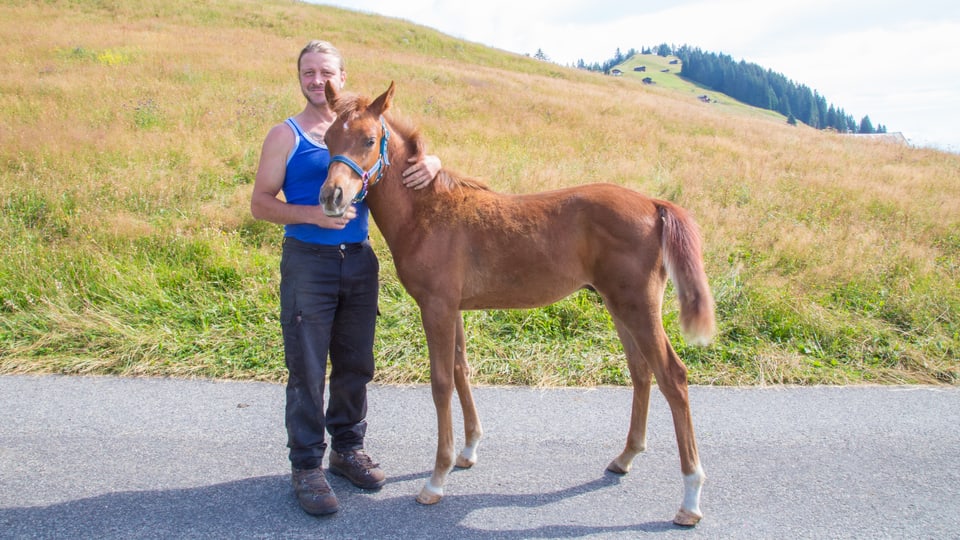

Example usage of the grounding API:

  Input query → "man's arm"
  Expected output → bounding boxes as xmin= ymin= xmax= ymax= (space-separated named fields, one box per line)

xmin=401 ymin=154 xmax=442 ymax=190
xmin=250 ymin=124 xmax=355 ymax=227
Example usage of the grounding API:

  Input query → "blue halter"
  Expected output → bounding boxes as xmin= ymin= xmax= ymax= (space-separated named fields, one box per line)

xmin=329 ymin=116 xmax=390 ymax=203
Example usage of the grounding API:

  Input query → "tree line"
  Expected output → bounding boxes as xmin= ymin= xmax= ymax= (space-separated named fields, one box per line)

xmin=574 ymin=47 xmax=638 ymax=76
xmin=573 ymin=44 xmax=886 ymax=134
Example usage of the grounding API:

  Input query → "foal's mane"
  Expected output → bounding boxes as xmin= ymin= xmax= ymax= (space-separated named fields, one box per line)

xmin=332 ymin=91 xmax=490 ymax=193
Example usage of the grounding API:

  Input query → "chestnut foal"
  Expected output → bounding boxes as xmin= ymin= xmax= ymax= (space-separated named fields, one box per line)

xmin=319 ymin=81 xmax=715 ymax=526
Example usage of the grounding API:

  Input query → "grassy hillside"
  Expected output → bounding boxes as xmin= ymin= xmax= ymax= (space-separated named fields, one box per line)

xmin=615 ymin=53 xmax=787 ymax=123
xmin=1 ymin=0 xmax=957 ymax=385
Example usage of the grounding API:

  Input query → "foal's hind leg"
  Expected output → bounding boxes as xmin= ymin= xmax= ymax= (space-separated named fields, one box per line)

xmin=607 ymin=300 xmax=705 ymax=526
xmin=453 ymin=313 xmax=483 ymax=468
xmin=606 ymin=317 xmax=653 ymax=475
xmin=653 ymin=338 xmax=705 ymax=526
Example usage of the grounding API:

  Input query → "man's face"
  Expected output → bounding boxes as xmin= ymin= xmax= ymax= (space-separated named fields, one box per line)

xmin=299 ymin=52 xmax=345 ymax=107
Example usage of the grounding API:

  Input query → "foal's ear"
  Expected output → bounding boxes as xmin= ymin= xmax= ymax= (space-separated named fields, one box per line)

xmin=369 ymin=81 xmax=395 ymax=116
xmin=324 ymin=80 xmax=340 ymax=108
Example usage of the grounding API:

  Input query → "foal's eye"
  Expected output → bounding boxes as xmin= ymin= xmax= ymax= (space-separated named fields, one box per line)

xmin=364 ymin=137 xmax=376 ymax=148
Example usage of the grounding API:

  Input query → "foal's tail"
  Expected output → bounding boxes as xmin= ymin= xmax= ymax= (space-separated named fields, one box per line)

xmin=658 ymin=202 xmax=715 ymax=346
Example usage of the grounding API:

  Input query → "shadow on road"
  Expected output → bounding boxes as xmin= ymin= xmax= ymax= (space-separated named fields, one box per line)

xmin=2 ymin=470 xmax=681 ymax=538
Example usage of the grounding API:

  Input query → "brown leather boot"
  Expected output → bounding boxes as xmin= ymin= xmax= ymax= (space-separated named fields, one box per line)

xmin=329 ymin=449 xmax=386 ymax=489
xmin=291 ymin=466 xmax=339 ymax=515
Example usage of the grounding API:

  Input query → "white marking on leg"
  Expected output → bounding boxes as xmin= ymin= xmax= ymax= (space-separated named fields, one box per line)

xmin=459 ymin=441 xmax=479 ymax=464
xmin=681 ymin=464 xmax=705 ymax=516
xmin=423 ymin=479 xmax=444 ymax=497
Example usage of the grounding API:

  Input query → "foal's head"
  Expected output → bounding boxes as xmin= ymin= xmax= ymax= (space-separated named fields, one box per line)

xmin=319 ymin=80 xmax=396 ymax=217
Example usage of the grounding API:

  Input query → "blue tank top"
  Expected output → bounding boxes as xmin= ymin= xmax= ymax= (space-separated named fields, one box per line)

xmin=281 ymin=118 xmax=369 ymax=245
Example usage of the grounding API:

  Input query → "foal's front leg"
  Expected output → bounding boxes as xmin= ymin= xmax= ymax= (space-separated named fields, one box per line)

xmin=453 ymin=312 xmax=482 ymax=468
xmin=416 ymin=308 xmax=459 ymax=505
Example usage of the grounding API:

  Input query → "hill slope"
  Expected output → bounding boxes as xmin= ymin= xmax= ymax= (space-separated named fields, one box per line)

xmin=1 ymin=0 xmax=957 ymax=385
xmin=613 ymin=53 xmax=788 ymax=123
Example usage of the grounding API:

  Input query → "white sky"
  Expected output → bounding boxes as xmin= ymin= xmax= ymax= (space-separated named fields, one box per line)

xmin=313 ymin=0 xmax=960 ymax=152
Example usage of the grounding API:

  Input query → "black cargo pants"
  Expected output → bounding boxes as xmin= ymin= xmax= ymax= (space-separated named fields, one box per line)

xmin=279 ymin=237 xmax=379 ymax=470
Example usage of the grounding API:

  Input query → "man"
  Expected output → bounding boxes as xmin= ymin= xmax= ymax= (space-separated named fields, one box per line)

xmin=251 ymin=40 xmax=440 ymax=516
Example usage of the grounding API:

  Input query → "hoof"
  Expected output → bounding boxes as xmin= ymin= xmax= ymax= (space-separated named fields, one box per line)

xmin=673 ymin=508 xmax=702 ymax=527
xmin=455 ymin=454 xmax=476 ymax=469
xmin=416 ymin=484 xmax=443 ymax=505
xmin=606 ymin=459 xmax=630 ymax=475
xmin=416 ymin=491 xmax=443 ymax=505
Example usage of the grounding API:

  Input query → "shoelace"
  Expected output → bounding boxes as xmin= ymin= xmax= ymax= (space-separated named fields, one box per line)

xmin=350 ymin=451 xmax=379 ymax=469
xmin=295 ymin=469 xmax=329 ymax=489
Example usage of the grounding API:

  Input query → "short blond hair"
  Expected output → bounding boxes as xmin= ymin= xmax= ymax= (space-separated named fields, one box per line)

xmin=298 ymin=40 xmax=345 ymax=72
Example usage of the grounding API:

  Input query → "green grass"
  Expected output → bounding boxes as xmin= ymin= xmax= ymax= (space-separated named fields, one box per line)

xmin=0 ymin=0 xmax=957 ymax=386
xmin=615 ymin=53 xmax=788 ymax=122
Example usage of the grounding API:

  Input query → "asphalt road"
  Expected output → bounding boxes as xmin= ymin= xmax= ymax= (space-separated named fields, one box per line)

xmin=1 ymin=375 xmax=958 ymax=539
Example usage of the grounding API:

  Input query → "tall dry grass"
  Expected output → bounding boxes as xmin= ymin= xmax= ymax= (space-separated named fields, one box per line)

xmin=1 ymin=0 xmax=957 ymax=385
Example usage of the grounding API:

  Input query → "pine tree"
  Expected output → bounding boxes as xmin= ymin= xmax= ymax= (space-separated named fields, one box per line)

xmin=674 ymin=44 xmax=888 ymax=135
